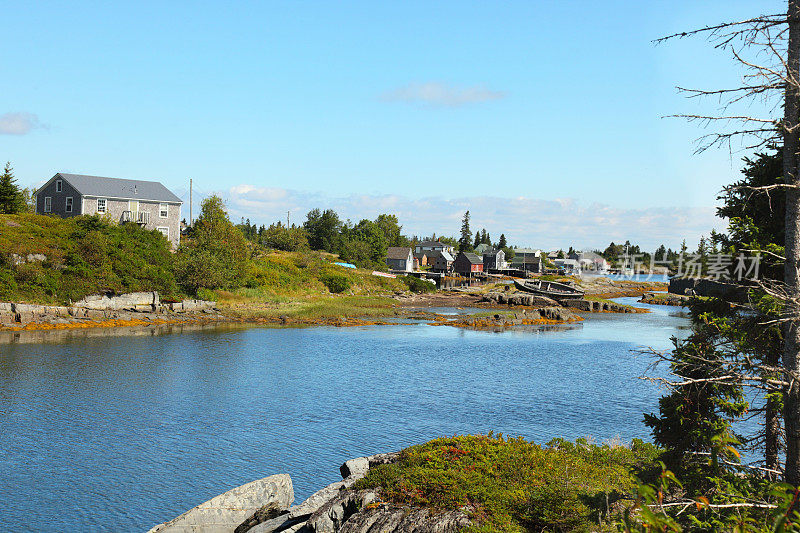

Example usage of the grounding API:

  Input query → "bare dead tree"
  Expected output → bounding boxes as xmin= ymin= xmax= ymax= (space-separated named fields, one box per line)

xmin=783 ymin=0 xmax=800 ymax=488
xmin=658 ymin=1 xmax=800 ymax=485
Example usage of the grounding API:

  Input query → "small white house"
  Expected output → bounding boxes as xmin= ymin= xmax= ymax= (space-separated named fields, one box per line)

xmin=385 ymin=247 xmax=414 ymax=271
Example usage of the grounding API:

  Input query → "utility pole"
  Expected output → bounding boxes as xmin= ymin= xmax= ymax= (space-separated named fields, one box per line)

xmin=189 ymin=178 xmax=193 ymax=226
xmin=287 ymin=210 xmax=290 ymax=228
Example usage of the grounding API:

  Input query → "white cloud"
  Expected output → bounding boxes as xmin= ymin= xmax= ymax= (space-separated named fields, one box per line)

xmin=210 ymin=184 xmax=724 ymax=251
xmin=381 ymin=82 xmax=505 ymax=107
xmin=0 ymin=112 xmax=44 ymax=135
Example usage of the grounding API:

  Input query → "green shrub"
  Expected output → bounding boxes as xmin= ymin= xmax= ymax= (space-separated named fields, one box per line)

xmin=174 ymin=195 xmax=251 ymax=295
xmin=401 ymin=275 xmax=437 ymax=293
xmin=319 ymin=273 xmax=351 ymax=293
xmin=0 ymin=213 xmax=179 ymax=303
xmin=0 ymin=269 xmax=17 ymax=300
xmin=355 ymin=434 xmax=659 ymax=532
xmin=174 ymin=247 xmax=231 ymax=295
xmin=259 ymin=224 xmax=309 ymax=251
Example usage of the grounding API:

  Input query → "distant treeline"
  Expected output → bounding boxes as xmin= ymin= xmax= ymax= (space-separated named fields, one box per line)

xmin=235 ymin=209 xmax=409 ymax=270
xmin=236 ymin=208 xmax=522 ymax=269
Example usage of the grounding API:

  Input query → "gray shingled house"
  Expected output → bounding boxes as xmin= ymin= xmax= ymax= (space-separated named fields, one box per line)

xmin=427 ymin=250 xmax=455 ymax=273
xmin=482 ymin=248 xmax=505 ymax=270
xmin=414 ymin=239 xmax=455 ymax=255
xmin=35 ymin=173 xmax=183 ymax=248
xmin=385 ymin=247 xmax=414 ymax=271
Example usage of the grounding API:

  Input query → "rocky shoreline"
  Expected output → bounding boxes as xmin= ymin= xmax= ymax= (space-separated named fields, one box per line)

xmin=0 ymin=291 xmax=221 ymax=331
xmin=479 ymin=291 xmax=646 ymax=313
xmin=0 ymin=279 xmax=658 ymax=335
xmin=148 ymin=452 xmax=468 ymax=533
xmin=638 ymin=291 xmax=690 ymax=306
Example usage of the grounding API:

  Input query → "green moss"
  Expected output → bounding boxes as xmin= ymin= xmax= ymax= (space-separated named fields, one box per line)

xmin=354 ymin=434 xmax=660 ymax=532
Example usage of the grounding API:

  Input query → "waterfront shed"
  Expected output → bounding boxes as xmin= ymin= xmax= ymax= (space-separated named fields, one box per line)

xmin=511 ymin=250 xmax=543 ymax=273
xmin=453 ymin=252 xmax=484 ymax=276
xmin=385 ymin=247 xmax=414 ymax=272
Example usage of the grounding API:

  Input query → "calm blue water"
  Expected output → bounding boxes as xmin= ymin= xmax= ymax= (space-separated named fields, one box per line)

xmin=0 ymin=299 xmax=689 ymax=532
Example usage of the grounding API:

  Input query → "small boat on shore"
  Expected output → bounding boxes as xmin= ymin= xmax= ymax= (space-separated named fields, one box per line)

xmin=513 ymin=278 xmax=585 ymax=300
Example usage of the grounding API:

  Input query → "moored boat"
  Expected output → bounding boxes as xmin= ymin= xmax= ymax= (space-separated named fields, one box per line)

xmin=513 ymin=278 xmax=585 ymax=300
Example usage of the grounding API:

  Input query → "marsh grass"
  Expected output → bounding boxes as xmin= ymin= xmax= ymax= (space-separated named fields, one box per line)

xmin=209 ymin=250 xmax=405 ymax=318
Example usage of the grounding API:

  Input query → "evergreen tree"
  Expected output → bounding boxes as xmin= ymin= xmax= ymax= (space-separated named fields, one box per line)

xmin=0 ymin=162 xmax=24 ymax=214
xmin=304 ymin=208 xmax=343 ymax=252
xmin=498 ymin=234 xmax=507 ymax=249
xmin=458 ymin=211 xmax=472 ymax=252
xmin=473 ymin=230 xmax=481 ymax=249
xmin=644 ymin=147 xmax=787 ymax=508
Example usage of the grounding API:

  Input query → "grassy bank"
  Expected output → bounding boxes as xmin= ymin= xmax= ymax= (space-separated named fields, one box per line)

xmin=0 ymin=214 xmax=407 ymax=317
xmin=355 ymin=434 xmax=659 ymax=532
xmin=198 ymin=250 xmax=406 ymax=319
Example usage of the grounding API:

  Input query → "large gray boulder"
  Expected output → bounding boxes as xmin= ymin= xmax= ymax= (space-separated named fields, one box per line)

xmin=304 ymin=489 xmax=469 ymax=533
xmin=249 ymin=453 xmax=401 ymax=533
xmin=247 ymin=480 xmax=350 ymax=533
xmin=339 ymin=458 xmax=369 ymax=480
xmin=305 ymin=489 xmax=379 ymax=533
xmin=235 ymin=501 xmax=288 ymax=533
xmin=339 ymin=506 xmax=470 ymax=533
xmin=75 ymin=291 xmax=160 ymax=311
xmin=148 ymin=474 xmax=293 ymax=533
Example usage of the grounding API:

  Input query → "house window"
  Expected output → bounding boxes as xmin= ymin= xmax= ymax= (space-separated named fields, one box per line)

xmin=56 ymin=180 xmax=62 ymax=192
xmin=97 ymin=198 xmax=107 ymax=214
xmin=156 ymin=227 xmax=169 ymax=239
xmin=44 ymin=197 xmax=52 ymax=213
xmin=65 ymin=197 xmax=73 ymax=213
xmin=159 ymin=203 xmax=168 ymax=218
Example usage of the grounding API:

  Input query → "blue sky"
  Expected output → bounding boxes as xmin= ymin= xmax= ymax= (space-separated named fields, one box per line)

xmin=1 ymin=1 xmax=784 ymax=250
